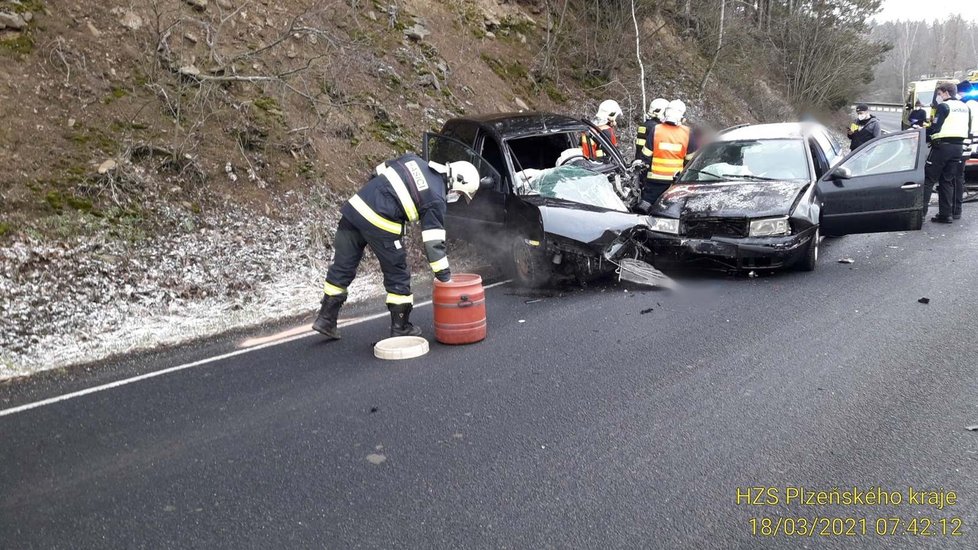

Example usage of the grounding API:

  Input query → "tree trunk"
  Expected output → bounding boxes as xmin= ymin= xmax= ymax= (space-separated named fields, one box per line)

xmin=631 ymin=0 xmax=646 ymax=112
xmin=698 ymin=0 xmax=725 ymax=97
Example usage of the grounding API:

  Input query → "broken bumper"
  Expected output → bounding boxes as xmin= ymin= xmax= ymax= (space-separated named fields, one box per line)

xmin=647 ymin=227 xmax=816 ymax=270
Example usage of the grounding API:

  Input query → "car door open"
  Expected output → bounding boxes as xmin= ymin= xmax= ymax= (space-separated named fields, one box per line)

xmin=423 ymin=132 xmax=503 ymax=236
xmin=817 ymin=128 xmax=927 ymax=235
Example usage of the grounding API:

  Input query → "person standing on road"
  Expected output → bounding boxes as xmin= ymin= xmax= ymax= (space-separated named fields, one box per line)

xmin=636 ymin=98 xmax=668 ymax=162
xmin=636 ymin=99 xmax=697 ymax=213
xmin=581 ymin=99 xmax=621 ymax=162
xmin=951 ymin=81 xmax=977 ymax=220
xmin=924 ymin=82 xmax=970 ymax=224
xmin=313 ymin=154 xmax=481 ymax=340
xmin=909 ymin=100 xmax=929 ymax=128
xmin=847 ymin=104 xmax=881 ymax=150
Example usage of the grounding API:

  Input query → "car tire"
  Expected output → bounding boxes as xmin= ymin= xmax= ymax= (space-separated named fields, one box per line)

xmin=797 ymin=227 xmax=819 ymax=272
xmin=509 ymin=235 xmax=552 ymax=288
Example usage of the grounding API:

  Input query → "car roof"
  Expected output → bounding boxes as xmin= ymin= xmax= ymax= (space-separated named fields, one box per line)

xmin=717 ymin=122 xmax=825 ymax=142
xmin=447 ymin=112 xmax=587 ymax=138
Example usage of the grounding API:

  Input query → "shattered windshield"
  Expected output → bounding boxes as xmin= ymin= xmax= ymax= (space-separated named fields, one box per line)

xmin=520 ymin=166 xmax=628 ymax=212
xmin=680 ymin=139 xmax=810 ymax=183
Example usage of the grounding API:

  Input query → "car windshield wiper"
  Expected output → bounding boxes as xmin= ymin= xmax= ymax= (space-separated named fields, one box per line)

xmin=720 ymin=173 xmax=785 ymax=181
xmin=684 ymin=168 xmax=723 ymax=180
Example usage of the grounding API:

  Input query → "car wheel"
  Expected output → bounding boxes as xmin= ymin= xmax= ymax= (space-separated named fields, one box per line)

xmin=797 ymin=227 xmax=819 ymax=272
xmin=510 ymin=235 xmax=551 ymax=288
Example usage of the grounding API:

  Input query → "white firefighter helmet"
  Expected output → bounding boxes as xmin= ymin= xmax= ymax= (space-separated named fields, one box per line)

xmin=446 ymin=160 xmax=480 ymax=203
xmin=663 ymin=99 xmax=687 ymax=125
xmin=647 ymin=97 xmax=669 ymax=119
xmin=595 ymin=99 xmax=622 ymax=125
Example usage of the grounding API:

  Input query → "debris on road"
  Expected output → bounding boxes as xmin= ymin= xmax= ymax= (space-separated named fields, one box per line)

xmin=640 ymin=308 xmax=654 ymax=315
xmin=966 ymin=425 xmax=978 ymax=432
xmin=918 ymin=297 xmax=930 ymax=304
xmin=366 ymin=454 xmax=387 ymax=465
xmin=518 ymin=319 xmax=526 ymax=323
xmin=524 ymin=299 xmax=542 ymax=304
xmin=838 ymin=258 xmax=855 ymax=264
xmin=748 ymin=270 xmax=758 ymax=278
xmin=617 ymin=258 xmax=677 ymax=289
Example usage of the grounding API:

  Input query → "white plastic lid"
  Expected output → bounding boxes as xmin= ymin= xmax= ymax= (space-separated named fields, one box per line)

xmin=373 ymin=336 xmax=430 ymax=360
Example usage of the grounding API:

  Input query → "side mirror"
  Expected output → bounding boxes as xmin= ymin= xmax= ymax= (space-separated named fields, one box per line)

xmin=831 ymin=166 xmax=852 ymax=180
xmin=479 ymin=176 xmax=495 ymax=190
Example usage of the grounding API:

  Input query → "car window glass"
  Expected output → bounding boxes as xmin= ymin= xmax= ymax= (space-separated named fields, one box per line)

xmin=521 ymin=166 xmax=628 ymax=212
xmin=809 ymin=139 xmax=828 ymax=179
xmin=680 ymin=139 xmax=809 ymax=182
xmin=425 ymin=133 xmax=503 ymax=190
xmin=813 ymin=130 xmax=839 ymax=159
xmin=839 ymin=132 xmax=919 ymax=177
xmin=478 ymin=134 xmax=509 ymax=192
xmin=441 ymin=123 xmax=477 ymax=147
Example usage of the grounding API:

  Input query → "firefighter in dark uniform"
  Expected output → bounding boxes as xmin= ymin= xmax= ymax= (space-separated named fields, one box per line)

xmin=313 ymin=155 xmax=481 ymax=340
xmin=924 ymin=82 xmax=970 ymax=224
xmin=636 ymin=99 xmax=697 ymax=213
xmin=636 ymin=98 xmax=668 ymax=160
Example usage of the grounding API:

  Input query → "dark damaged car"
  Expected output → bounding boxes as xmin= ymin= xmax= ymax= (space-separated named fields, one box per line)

xmin=423 ymin=113 xmax=647 ymax=286
xmin=644 ymin=123 xmax=928 ymax=271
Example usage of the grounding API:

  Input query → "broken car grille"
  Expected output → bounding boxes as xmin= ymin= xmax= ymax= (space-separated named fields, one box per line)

xmin=682 ymin=218 xmax=749 ymax=239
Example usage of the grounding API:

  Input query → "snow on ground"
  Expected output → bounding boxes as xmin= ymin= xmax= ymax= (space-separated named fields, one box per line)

xmin=0 ymin=193 xmax=384 ymax=380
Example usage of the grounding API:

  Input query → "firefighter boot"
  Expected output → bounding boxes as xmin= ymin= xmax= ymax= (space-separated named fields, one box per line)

xmin=312 ymin=295 xmax=345 ymax=340
xmin=388 ymin=303 xmax=423 ymax=337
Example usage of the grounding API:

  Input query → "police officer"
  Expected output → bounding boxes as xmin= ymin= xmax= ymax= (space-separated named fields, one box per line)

xmin=636 ymin=98 xmax=668 ymax=160
xmin=636 ymin=99 xmax=697 ymax=213
xmin=924 ymin=82 xmax=970 ymax=224
xmin=313 ymin=154 xmax=481 ymax=340
xmin=952 ymin=81 xmax=977 ymax=220
xmin=581 ymin=99 xmax=621 ymax=162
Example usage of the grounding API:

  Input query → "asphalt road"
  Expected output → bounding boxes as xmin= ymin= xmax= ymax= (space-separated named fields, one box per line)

xmin=2 ymin=218 xmax=978 ymax=548
xmin=875 ymin=110 xmax=903 ymax=133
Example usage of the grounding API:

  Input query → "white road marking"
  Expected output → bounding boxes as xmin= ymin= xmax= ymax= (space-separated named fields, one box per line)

xmin=0 ymin=279 xmax=511 ymax=418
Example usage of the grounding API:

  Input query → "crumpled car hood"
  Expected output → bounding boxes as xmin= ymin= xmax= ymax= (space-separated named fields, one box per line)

xmin=653 ymin=180 xmax=809 ymax=219
xmin=522 ymin=196 xmax=648 ymax=250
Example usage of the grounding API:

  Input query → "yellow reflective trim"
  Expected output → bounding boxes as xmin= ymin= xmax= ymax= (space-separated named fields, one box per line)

xmin=646 ymin=173 xmax=675 ymax=181
xmin=659 ymin=142 xmax=683 ymax=152
xmin=323 ymin=281 xmax=346 ymax=296
xmin=527 ymin=240 xmax=540 ymax=246
xmin=429 ymin=257 xmax=450 ymax=272
xmin=382 ymin=167 xmax=419 ymax=223
xmin=652 ymin=158 xmax=684 ymax=167
xmin=348 ymin=195 xmax=402 ymax=234
xmin=421 ymin=228 xmax=446 ymax=242
xmin=636 ymin=139 xmax=647 ymax=146
xmin=386 ymin=293 xmax=414 ymax=305
xmin=595 ymin=150 xmax=606 ymax=157
xmin=637 ymin=126 xmax=647 ymax=135
xmin=642 ymin=146 xmax=653 ymax=157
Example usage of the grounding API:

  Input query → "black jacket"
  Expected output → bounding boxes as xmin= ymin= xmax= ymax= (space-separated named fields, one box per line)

xmin=848 ymin=116 xmax=880 ymax=150
xmin=908 ymin=108 xmax=928 ymax=127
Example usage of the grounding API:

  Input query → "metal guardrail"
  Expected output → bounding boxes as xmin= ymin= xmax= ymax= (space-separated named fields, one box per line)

xmin=851 ymin=102 xmax=904 ymax=113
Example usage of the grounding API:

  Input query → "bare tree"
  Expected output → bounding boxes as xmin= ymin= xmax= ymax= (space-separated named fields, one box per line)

xmin=698 ymin=0 xmax=725 ymax=97
xmin=631 ymin=0 xmax=646 ymax=110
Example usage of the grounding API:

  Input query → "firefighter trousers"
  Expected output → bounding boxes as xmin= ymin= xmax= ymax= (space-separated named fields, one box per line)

xmin=323 ymin=217 xmax=412 ymax=303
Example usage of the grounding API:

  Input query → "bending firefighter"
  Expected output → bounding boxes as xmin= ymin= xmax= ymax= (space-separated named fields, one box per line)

xmin=581 ymin=99 xmax=621 ymax=162
xmin=314 ymin=154 xmax=481 ymax=340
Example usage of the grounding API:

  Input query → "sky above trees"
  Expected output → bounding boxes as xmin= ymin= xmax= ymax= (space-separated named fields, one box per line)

xmin=875 ymin=1 xmax=978 ymax=22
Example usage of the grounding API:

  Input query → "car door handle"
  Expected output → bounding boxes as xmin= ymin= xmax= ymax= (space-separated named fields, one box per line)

xmin=901 ymin=182 xmax=921 ymax=189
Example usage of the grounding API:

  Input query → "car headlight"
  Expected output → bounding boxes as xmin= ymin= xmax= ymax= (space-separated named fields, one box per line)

xmin=749 ymin=216 xmax=790 ymax=237
xmin=648 ymin=217 xmax=679 ymax=234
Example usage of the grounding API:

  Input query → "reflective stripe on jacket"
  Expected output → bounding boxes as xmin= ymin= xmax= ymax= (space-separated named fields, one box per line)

xmin=929 ymin=99 xmax=970 ymax=141
xmin=340 ymin=153 xmax=450 ymax=273
xmin=644 ymin=123 xmax=691 ymax=181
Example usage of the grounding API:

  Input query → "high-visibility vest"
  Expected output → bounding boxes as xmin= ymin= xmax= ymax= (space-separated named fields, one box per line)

xmin=581 ymin=125 xmax=617 ymax=161
xmin=932 ymin=99 xmax=970 ymax=141
xmin=645 ymin=123 xmax=690 ymax=181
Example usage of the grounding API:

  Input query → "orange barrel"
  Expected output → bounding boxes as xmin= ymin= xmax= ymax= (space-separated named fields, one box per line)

xmin=433 ymin=273 xmax=487 ymax=345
